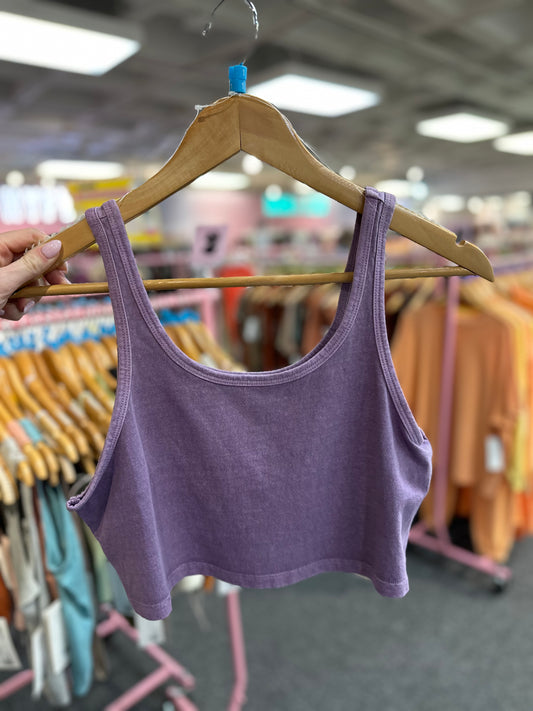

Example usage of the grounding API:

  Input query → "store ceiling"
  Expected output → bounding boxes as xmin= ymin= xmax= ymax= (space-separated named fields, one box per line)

xmin=1 ymin=0 xmax=533 ymax=196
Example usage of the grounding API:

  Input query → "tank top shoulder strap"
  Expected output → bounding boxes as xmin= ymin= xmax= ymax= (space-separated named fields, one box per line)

xmin=84 ymin=201 xmax=137 ymax=396
xmin=84 ymin=200 xmax=141 ymax=306
xmin=359 ymin=187 xmax=425 ymax=444
xmin=334 ymin=186 xmax=396 ymax=330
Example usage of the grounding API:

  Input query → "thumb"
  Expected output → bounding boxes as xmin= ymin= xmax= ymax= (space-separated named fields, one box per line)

xmin=0 ymin=240 xmax=62 ymax=304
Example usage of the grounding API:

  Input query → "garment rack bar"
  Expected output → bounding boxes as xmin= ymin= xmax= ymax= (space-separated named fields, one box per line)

xmin=14 ymin=266 xmax=474 ymax=298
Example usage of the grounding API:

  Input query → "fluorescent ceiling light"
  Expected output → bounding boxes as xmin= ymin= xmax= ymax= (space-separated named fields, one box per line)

xmin=190 ymin=173 xmax=250 ymax=191
xmin=37 ymin=160 xmax=124 ymax=181
xmin=0 ymin=9 xmax=141 ymax=75
xmin=416 ymin=112 xmax=508 ymax=143
xmin=494 ymin=131 xmax=533 ymax=155
xmin=249 ymin=74 xmax=379 ymax=117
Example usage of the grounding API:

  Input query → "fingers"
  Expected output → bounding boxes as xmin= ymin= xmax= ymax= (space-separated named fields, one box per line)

xmin=0 ymin=240 xmax=63 ymax=311
xmin=0 ymin=228 xmax=49 ymax=265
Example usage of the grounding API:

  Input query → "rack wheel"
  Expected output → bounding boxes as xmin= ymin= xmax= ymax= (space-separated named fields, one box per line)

xmin=491 ymin=576 xmax=509 ymax=594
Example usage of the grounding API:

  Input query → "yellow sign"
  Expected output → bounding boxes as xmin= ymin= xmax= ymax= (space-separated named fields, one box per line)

xmin=67 ymin=178 xmax=132 ymax=213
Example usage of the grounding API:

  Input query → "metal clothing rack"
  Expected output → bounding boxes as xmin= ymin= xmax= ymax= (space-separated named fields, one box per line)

xmin=408 ymin=274 xmax=513 ymax=588
xmin=0 ymin=290 xmax=248 ymax=711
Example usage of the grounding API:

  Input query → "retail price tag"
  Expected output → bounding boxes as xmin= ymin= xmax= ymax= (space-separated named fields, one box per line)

xmin=133 ymin=613 xmax=166 ymax=648
xmin=192 ymin=225 xmax=228 ymax=267
xmin=485 ymin=435 xmax=505 ymax=473
xmin=0 ymin=617 xmax=22 ymax=670
xmin=42 ymin=599 xmax=69 ymax=675
xmin=31 ymin=626 xmax=45 ymax=698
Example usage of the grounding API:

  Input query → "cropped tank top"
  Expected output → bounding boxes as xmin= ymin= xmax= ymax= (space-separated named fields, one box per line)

xmin=67 ymin=187 xmax=432 ymax=620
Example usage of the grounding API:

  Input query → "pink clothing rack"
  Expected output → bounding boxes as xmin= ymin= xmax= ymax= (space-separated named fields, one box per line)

xmin=0 ymin=596 xmax=247 ymax=711
xmin=0 ymin=289 xmax=219 ymax=338
xmin=0 ymin=290 xmax=248 ymax=709
xmin=408 ymin=275 xmax=512 ymax=587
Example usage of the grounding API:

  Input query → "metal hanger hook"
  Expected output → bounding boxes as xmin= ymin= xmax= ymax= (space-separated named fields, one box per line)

xmin=202 ymin=0 xmax=259 ymax=65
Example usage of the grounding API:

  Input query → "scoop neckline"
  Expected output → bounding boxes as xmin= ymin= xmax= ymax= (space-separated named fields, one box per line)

xmin=98 ymin=192 xmax=378 ymax=386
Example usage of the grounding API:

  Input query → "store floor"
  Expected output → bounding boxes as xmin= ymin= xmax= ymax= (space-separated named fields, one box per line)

xmin=5 ymin=539 xmax=533 ymax=711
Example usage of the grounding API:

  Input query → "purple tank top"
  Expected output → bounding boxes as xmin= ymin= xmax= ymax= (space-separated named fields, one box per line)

xmin=67 ymin=187 xmax=432 ymax=620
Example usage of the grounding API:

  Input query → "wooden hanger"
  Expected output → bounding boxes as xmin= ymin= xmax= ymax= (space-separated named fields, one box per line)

xmin=31 ymin=351 xmax=104 ymax=457
xmin=12 ymin=351 xmax=90 ymax=459
xmin=1 ymin=357 xmax=79 ymax=463
xmin=14 ymin=94 xmax=493 ymax=301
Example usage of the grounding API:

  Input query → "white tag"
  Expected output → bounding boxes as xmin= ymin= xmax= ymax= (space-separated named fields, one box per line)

xmin=242 ymin=316 xmax=261 ymax=343
xmin=133 ymin=613 xmax=166 ymax=649
xmin=31 ymin=626 xmax=45 ymax=698
xmin=0 ymin=617 xmax=22 ymax=670
xmin=42 ymin=600 xmax=69 ymax=675
xmin=216 ymin=580 xmax=241 ymax=597
xmin=485 ymin=435 xmax=505 ymax=473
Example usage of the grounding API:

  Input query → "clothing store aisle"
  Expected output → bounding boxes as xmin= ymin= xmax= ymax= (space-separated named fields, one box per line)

xmin=5 ymin=540 xmax=531 ymax=711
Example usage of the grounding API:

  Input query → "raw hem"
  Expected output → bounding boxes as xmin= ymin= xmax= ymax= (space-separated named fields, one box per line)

xmin=128 ymin=558 xmax=409 ymax=620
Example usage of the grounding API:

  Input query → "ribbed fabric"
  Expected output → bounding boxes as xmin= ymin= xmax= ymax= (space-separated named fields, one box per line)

xmin=67 ymin=188 xmax=432 ymax=620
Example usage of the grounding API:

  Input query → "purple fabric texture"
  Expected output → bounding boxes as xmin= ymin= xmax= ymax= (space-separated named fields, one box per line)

xmin=67 ymin=188 xmax=432 ymax=620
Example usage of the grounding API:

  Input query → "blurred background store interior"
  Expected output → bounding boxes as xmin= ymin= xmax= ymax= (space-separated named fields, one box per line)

xmin=2 ymin=1 xmax=533 ymax=710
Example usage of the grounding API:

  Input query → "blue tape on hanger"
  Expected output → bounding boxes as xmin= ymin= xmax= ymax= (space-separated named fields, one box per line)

xmin=20 ymin=418 xmax=43 ymax=444
xmin=229 ymin=64 xmax=247 ymax=93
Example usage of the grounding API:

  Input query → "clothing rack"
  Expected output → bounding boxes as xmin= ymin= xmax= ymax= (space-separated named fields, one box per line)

xmin=0 ymin=290 xmax=219 ymax=340
xmin=0 ymin=292 xmax=248 ymax=711
xmin=407 ymin=266 xmax=528 ymax=588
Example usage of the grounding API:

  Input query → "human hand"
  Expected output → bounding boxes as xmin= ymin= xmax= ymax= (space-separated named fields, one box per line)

xmin=0 ymin=228 xmax=70 ymax=320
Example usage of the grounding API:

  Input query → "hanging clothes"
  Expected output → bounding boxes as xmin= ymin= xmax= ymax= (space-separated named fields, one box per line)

xmin=67 ymin=189 xmax=432 ymax=620
xmin=37 ymin=482 xmax=95 ymax=697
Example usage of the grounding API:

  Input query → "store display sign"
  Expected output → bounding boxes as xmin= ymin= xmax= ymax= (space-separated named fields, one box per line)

xmin=262 ymin=192 xmax=331 ymax=218
xmin=0 ymin=184 xmax=76 ymax=226
xmin=68 ymin=178 xmax=132 ymax=213
xmin=192 ymin=225 xmax=228 ymax=266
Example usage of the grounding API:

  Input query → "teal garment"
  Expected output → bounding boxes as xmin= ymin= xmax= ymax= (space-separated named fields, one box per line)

xmin=37 ymin=482 xmax=95 ymax=697
xmin=82 ymin=523 xmax=113 ymax=604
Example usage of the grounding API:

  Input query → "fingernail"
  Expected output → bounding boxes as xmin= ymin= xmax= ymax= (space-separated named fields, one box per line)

xmin=41 ymin=240 xmax=61 ymax=259
xmin=0 ymin=309 xmax=5 ymax=317
xmin=23 ymin=300 xmax=35 ymax=314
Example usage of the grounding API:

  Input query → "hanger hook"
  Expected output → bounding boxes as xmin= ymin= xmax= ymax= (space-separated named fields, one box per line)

xmin=202 ymin=0 xmax=259 ymax=65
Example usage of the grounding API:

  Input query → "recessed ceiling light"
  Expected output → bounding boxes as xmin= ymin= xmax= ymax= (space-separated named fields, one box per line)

xmin=249 ymin=74 xmax=379 ymax=117
xmin=406 ymin=166 xmax=424 ymax=182
xmin=467 ymin=196 xmax=484 ymax=214
xmin=37 ymin=160 xmax=124 ymax=181
xmin=416 ymin=112 xmax=509 ymax=143
xmin=339 ymin=165 xmax=357 ymax=180
xmin=494 ymin=131 xmax=533 ymax=155
xmin=190 ymin=173 xmax=250 ymax=191
xmin=0 ymin=8 xmax=141 ymax=75
xmin=242 ymin=155 xmax=263 ymax=176
xmin=265 ymin=184 xmax=283 ymax=200
xmin=5 ymin=171 xmax=25 ymax=187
